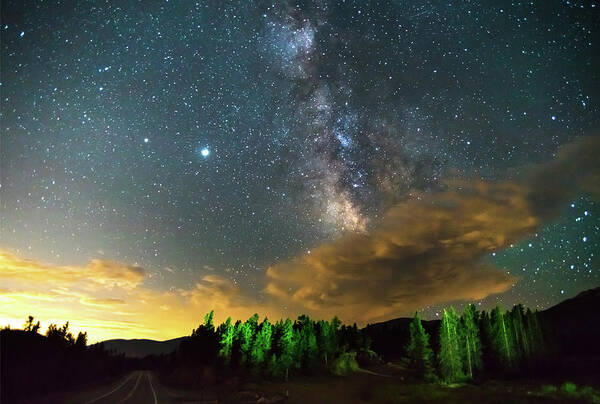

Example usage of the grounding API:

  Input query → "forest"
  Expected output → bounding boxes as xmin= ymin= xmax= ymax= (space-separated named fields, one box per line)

xmin=161 ymin=303 xmax=550 ymax=384
xmin=4 ymin=299 xmax=599 ymax=403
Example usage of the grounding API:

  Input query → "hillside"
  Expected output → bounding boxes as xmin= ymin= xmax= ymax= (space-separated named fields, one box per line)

xmin=364 ymin=286 xmax=600 ymax=360
xmin=539 ymin=286 xmax=600 ymax=356
xmin=99 ymin=337 xmax=187 ymax=358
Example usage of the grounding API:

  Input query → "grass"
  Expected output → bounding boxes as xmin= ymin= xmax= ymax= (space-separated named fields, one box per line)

xmin=535 ymin=382 xmax=600 ymax=403
xmin=243 ymin=363 xmax=600 ymax=403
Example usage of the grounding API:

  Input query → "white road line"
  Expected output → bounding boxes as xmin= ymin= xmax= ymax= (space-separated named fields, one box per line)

xmin=84 ymin=372 xmax=136 ymax=404
xmin=118 ymin=372 xmax=142 ymax=403
xmin=147 ymin=372 xmax=158 ymax=404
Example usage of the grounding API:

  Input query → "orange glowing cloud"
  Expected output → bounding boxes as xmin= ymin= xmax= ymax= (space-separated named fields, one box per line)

xmin=265 ymin=136 xmax=600 ymax=323
xmin=1 ymin=136 xmax=598 ymax=339
xmin=0 ymin=251 xmax=284 ymax=342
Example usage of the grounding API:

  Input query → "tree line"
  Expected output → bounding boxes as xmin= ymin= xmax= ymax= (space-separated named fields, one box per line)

xmin=174 ymin=311 xmax=373 ymax=380
xmin=1 ymin=316 xmax=129 ymax=401
xmin=404 ymin=304 xmax=548 ymax=382
xmin=22 ymin=315 xmax=89 ymax=348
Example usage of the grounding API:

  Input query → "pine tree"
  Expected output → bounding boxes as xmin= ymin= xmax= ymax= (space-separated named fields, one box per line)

xmin=23 ymin=316 xmax=40 ymax=333
xmin=295 ymin=315 xmax=318 ymax=369
xmin=239 ymin=320 xmax=254 ymax=365
xmin=204 ymin=310 xmax=215 ymax=332
xmin=525 ymin=308 xmax=545 ymax=359
xmin=278 ymin=318 xmax=295 ymax=380
xmin=510 ymin=304 xmax=529 ymax=362
xmin=75 ymin=331 xmax=87 ymax=348
xmin=402 ymin=312 xmax=434 ymax=380
xmin=439 ymin=307 xmax=463 ymax=382
xmin=250 ymin=318 xmax=272 ymax=368
xmin=219 ymin=317 xmax=234 ymax=364
xmin=317 ymin=320 xmax=337 ymax=366
xmin=490 ymin=306 xmax=514 ymax=370
xmin=460 ymin=304 xmax=483 ymax=379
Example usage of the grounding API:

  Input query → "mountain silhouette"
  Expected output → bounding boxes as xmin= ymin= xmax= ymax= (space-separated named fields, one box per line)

xmin=98 ymin=337 xmax=187 ymax=358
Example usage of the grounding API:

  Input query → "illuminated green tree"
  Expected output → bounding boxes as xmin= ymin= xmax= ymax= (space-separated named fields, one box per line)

xmin=239 ymin=320 xmax=254 ymax=364
xmin=460 ymin=304 xmax=483 ymax=378
xmin=251 ymin=317 xmax=272 ymax=368
xmin=439 ymin=307 xmax=463 ymax=382
xmin=278 ymin=318 xmax=295 ymax=379
xmin=317 ymin=319 xmax=338 ymax=366
xmin=490 ymin=306 xmax=514 ymax=369
xmin=402 ymin=312 xmax=434 ymax=380
xmin=218 ymin=317 xmax=234 ymax=364
xmin=296 ymin=315 xmax=318 ymax=369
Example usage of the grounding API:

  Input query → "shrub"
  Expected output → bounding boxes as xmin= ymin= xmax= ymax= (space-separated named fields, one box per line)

xmin=332 ymin=351 xmax=359 ymax=375
xmin=560 ymin=382 xmax=577 ymax=395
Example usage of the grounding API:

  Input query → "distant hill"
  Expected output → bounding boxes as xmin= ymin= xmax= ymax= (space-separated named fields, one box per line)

xmin=364 ymin=286 xmax=600 ymax=360
xmin=99 ymin=336 xmax=187 ymax=358
xmin=539 ymin=286 xmax=600 ymax=356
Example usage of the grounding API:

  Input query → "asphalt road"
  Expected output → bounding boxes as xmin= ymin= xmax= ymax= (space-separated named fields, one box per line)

xmin=34 ymin=370 xmax=265 ymax=404
xmin=55 ymin=370 xmax=216 ymax=404
xmin=81 ymin=371 xmax=159 ymax=404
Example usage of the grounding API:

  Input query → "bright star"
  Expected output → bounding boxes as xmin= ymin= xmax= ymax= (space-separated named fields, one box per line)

xmin=144 ymin=138 xmax=149 ymax=143
xmin=201 ymin=147 xmax=210 ymax=157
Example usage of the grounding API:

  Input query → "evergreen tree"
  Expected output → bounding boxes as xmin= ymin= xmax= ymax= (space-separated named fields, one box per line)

xmin=510 ymin=304 xmax=529 ymax=362
xmin=296 ymin=315 xmax=318 ymax=369
xmin=525 ymin=308 xmax=546 ymax=359
xmin=75 ymin=331 xmax=87 ymax=348
xmin=278 ymin=318 xmax=295 ymax=380
xmin=23 ymin=316 xmax=40 ymax=333
xmin=317 ymin=320 xmax=337 ymax=366
xmin=239 ymin=320 xmax=254 ymax=365
xmin=219 ymin=317 xmax=234 ymax=364
xmin=402 ymin=312 xmax=434 ymax=380
xmin=250 ymin=318 xmax=272 ymax=369
xmin=46 ymin=322 xmax=74 ymax=345
xmin=478 ymin=310 xmax=497 ymax=371
xmin=268 ymin=353 xmax=279 ymax=377
xmin=247 ymin=313 xmax=259 ymax=334
xmin=460 ymin=304 xmax=483 ymax=378
xmin=229 ymin=320 xmax=243 ymax=366
xmin=204 ymin=310 xmax=215 ymax=332
xmin=439 ymin=307 xmax=463 ymax=382
xmin=490 ymin=306 xmax=514 ymax=370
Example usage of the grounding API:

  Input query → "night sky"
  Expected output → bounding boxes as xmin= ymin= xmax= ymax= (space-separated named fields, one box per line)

xmin=1 ymin=0 xmax=599 ymax=340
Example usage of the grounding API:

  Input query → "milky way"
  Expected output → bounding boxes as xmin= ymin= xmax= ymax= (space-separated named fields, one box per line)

xmin=1 ymin=0 xmax=599 ymax=324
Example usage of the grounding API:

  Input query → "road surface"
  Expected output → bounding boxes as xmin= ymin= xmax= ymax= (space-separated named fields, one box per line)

xmin=56 ymin=370 xmax=215 ymax=404
xmin=82 ymin=371 xmax=158 ymax=404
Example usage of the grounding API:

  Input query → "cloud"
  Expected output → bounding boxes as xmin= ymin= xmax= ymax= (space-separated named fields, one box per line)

xmin=525 ymin=135 xmax=600 ymax=219
xmin=1 ymin=137 xmax=597 ymax=339
xmin=0 ymin=251 xmax=282 ymax=342
xmin=0 ymin=252 xmax=145 ymax=290
xmin=265 ymin=136 xmax=600 ymax=323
